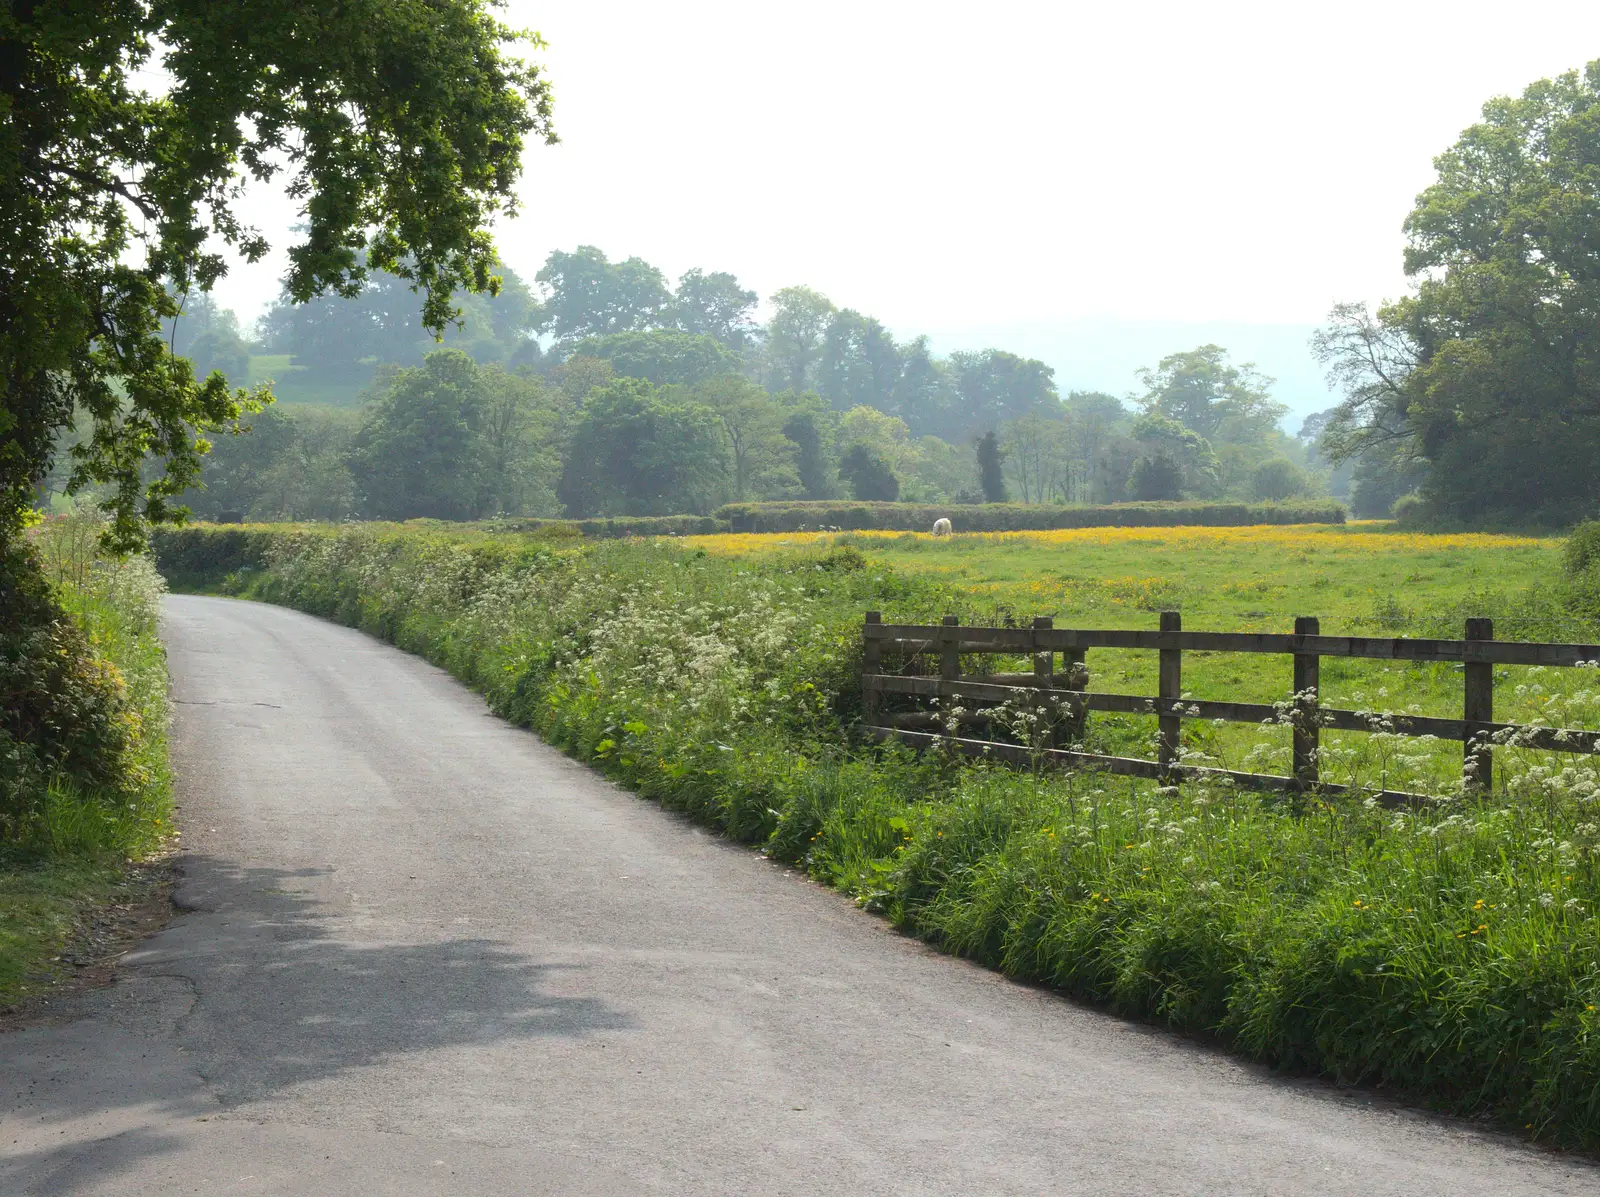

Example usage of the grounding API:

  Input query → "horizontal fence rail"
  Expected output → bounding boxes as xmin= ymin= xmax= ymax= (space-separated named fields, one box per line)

xmin=861 ymin=610 xmax=1600 ymax=804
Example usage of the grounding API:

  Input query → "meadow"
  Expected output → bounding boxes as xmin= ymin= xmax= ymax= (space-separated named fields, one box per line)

xmin=154 ymin=520 xmax=1600 ymax=1148
xmin=687 ymin=524 xmax=1589 ymax=794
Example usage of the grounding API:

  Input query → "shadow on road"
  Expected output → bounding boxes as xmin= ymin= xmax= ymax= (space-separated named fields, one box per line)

xmin=2 ymin=853 xmax=633 ymax=1192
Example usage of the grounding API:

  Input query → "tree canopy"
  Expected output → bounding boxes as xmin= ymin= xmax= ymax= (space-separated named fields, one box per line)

xmin=1315 ymin=59 xmax=1600 ymax=526
xmin=1 ymin=0 xmax=551 ymax=546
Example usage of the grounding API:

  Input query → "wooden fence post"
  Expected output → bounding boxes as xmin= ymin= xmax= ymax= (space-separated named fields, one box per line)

xmin=1031 ymin=616 xmax=1054 ymax=685
xmin=940 ymin=614 xmax=961 ymax=683
xmin=1464 ymin=616 xmax=1494 ymax=793
xmin=1293 ymin=616 xmax=1320 ymax=790
xmin=863 ymin=611 xmax=881 ymax=726
xmin=1032 ymin=616 xmax=1054 ymax=745
xmin=1158 ymin=610 xmax=1182 ymax=776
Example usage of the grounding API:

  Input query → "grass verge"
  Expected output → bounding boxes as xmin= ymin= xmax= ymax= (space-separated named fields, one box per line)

xmin=1 ymin=513 xmax=175 ymax=1014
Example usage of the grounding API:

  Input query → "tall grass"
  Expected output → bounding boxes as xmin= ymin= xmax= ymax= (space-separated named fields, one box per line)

xmin=160 ymin=523 xmax=1600 ymax=1148
xmin=22 ymin=513 xmax=173 ymax=858
xmin=1 ymin=513 xmax=174 ymax=1006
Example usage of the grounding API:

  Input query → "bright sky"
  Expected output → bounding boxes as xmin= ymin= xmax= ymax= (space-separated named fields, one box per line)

xmin=211 ymin=1 xmax=1600 ymax=345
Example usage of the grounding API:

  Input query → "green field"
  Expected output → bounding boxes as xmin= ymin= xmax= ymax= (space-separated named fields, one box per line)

xmin=246 ymin=354 xmax=375 ymax=407
xmin=688 ymin=524 xmax=1586 ymax=795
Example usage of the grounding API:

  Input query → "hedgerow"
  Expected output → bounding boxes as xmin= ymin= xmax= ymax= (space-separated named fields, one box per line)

xmin=156 ymin=523 xmax=1600 ymax=1149
xmin=4 ymin=515 xmax=172 ymax=851
xmin=2 ymin=512 xmax=176 ymax=1006
xmin=713 ymin=498 xmax=1347 ymax=533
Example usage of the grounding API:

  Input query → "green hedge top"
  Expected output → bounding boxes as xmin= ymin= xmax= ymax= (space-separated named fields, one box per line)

xmin=711 ymin=499 xmax=1348 ymax=534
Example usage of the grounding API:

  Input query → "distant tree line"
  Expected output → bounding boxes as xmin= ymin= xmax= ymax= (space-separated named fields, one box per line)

xmin=173 ymin=243 xmax=1335 ymax=522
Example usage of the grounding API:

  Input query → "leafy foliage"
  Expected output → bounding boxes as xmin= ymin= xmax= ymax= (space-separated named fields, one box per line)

xmin=1126 ymin=452 xmax=1184 ymax=501
xmin=838 ymin=444 xmax=900 ymax=502
xmin=350 ymin=350 xmax=557 ymax=520
xmin=557 ymin=379 xmax=724 ymax=516
xmin=572 ymin=330 xmax=739 ymax=387
xmin=974 ymin=430 xmax=1007 ymax=502
xmin=1 ymin=0 xmax=551 ymax=547
xmin=3 ymin=515 xmax=169 ymax=849
xmin=1315 ymin=60 xmax=1600 ymax=527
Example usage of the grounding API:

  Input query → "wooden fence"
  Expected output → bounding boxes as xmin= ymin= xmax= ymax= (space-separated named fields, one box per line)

xmin=861 ymin=611 xmax=1600 ymax=804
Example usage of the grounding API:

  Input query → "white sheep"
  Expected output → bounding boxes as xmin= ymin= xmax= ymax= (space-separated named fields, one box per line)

xmin=931 ymin=517 xmax=953 ymax=537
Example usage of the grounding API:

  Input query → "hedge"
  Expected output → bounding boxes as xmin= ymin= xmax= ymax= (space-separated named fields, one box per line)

xmin=712 ymin=499 xmax=1348 ymax=534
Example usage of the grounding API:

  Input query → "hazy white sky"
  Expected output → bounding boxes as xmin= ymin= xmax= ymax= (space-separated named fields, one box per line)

xmin=211 ymin=1 xmax=1600 ymax=339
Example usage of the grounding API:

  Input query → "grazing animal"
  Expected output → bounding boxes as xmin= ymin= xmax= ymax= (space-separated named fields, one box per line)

xmin=932 ymin=517 xmax=953 ymax=537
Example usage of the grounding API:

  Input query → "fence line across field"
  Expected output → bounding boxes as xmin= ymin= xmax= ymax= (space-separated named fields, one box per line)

xmin=860 ymin=610 xmax=1600 ymax=805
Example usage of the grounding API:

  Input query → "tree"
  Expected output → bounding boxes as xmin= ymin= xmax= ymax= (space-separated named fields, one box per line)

xmin=557 ymin=379 xmax=723 ymax=516
xmin=945 ymin=350 xmax=1059 ymax=442
xmin=573 ymin=331 xmax=739 ymax=387
xmin=534 ymin=247 xmax=672 ymax=347
xmin=691 ymin=376 xmax=795 ymax=501
xmin=1131 ymin=412 xmax=1220 ymax=497
xmin=671 ymin=269 xmax=759 ymax=350
xmin=186 ymin=311 xmax=252 ymax=386
xmin=837 ymin=405 xmax=913 ymax=473
xmin=838 ymin=444 xmax=899 ymax=502
xmin=1252 ymin=458 xmax=1307 ymax=501
xmin=819 ymin=310 xmax=902 ymax=411
xmin=186 ymin=406 xmax=301 ymax=519
xmin=1315 ymin=61 xmax=1600 ymax=526
xmin=186 ymin=407 xmax=359 ymax=521
xmin=777 ymin=394 xmax=838 ymax=500
xmin=258 ymin=258 xmax=539 ymax=377
xmin=975 ymin=430 xmax=1008 ymax=502
xmin=349 ymin=351 xmax=492 ymax=521
xmin=1 ymin=0 xmax=551 ymax=548
xmin=1136 ymin=346 xmax=1285 ymax=445
xmin=1061 ymin=392 xmax=1134 ymax=504
xmin=1127 ymin=453 xmax=1184 ymax=501
xmin=763 ymin=286 xmax=837 ymax=393
xmin=476 ymin=366 xmax=560 ymax=517
xmin=890 ymin=335 xmax=952 ymax=436
xmin=1002 ymin=413 xmax=1065 ymax=503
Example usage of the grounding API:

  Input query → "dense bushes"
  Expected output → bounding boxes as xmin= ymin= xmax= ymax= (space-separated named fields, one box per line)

xmin=714 ymin=498 xmax=1346 ymax=533
xmin=158 ymin=523 xmax=1600 ymax=1148
xmin=3 ymin=515 xmax=172 ymax=853
xmin=2 ymin=538 xmax=132 ymax=840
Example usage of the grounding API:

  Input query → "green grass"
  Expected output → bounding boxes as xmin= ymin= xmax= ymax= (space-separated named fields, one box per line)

xmin=0 ymin=857 xmax=134 ymax=1006
xmin=694 ymin=525 xmax=1585 ymax=794
xmin=247 ymin=354 xmax=375 ymax=407
xmin=153 ymin=521 xmax=1600 ymax=1148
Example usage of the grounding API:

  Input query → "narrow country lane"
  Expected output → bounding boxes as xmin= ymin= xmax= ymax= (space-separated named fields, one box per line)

xmin=3 ymin=594 xmax=1595 ymax=1195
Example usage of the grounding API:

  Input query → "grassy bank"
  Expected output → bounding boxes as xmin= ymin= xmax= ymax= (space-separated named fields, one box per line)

xmin=1 ymin=515 xmax=174 ymax=1011
xmin=155 ymin=522 xmax=1600 ymax=1148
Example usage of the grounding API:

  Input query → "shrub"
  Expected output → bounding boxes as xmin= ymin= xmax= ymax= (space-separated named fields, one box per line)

xmin=1126 ymin=453 xmax=1184 ymax=501
xmin=1561 ymin=520 xmax=1600 ymax=621
xmin=838 ymin=445 xmax=900 ymax=502
xmin=1391 ymin=492 xmax=1426 ymax=525
xmin=1562 ymin=520 xmax=1600 ymax=577
xmin=1251 ymin=457 xmax=1307 ymax=502
xmin=4 ymin=518 xmax=170 ymax=850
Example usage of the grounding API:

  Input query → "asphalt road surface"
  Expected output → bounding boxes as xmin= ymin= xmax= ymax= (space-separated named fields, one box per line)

xmin=4 ymin=594 xmax=1597 ymax=1195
